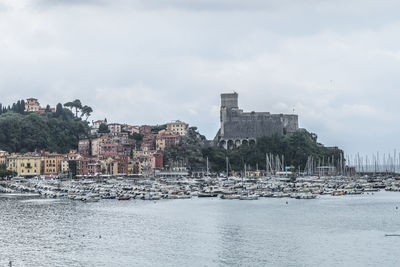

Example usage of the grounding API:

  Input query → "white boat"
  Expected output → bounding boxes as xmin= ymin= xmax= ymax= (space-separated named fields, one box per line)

xmin=239 ymin=194 xmax=259 ymax=200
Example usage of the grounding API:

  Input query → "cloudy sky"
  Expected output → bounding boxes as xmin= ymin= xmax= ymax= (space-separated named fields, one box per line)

xmin=0 ymin=0 xmax=399 ymax=156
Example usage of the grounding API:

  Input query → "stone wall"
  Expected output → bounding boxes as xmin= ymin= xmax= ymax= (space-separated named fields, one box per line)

xmin=215 ymin=93 xmax=299 ymax=149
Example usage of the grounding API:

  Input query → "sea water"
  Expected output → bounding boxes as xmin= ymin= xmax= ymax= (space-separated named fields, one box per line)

xmin=0 ymin=191 xmax=400 ymax=266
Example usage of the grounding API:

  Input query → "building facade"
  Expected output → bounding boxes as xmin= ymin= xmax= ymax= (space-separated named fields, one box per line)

xmin=25 ymin=98 xmax=40 ymax=112
xmin=167 ymin=121 xmax=188 ymax=136
xmin=215 ymin=92 xmax=299 ymax=149
xmin=7 ymin=155 xmax=41 ymax=177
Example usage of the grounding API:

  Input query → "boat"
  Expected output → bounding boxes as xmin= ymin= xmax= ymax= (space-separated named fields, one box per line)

xmin=220 ymin=194 xmax=240 ymax=199
xmin=118 ymin=196 xmax=131 ymax=200
xmin=198 ymin=192 xmax=218 ymax=197
xmin=239 ymin=194 xmax=259 ymax=200
xmin=101 ymin=196 xmax=116 ymax=199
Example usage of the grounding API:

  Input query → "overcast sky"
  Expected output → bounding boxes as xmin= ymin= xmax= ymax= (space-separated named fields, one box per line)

xmin=1 ymin=0 xmax=399 ymax=156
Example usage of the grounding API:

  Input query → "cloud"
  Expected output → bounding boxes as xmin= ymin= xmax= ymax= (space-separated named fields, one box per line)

xmin=1 ymin=0 xmax=400 ymax=155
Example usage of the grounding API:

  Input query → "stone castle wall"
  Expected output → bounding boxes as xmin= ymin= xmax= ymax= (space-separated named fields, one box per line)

xmin=215 ymin=93 xmax=299 ymax=149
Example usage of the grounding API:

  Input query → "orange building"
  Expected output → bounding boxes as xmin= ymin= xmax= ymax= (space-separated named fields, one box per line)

xmin=42 ymin=153 xmax=64 ymax=175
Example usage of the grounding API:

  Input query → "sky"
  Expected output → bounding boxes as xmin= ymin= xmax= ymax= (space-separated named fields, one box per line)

xmin=0 ymin=0 xmax=400 ymax=156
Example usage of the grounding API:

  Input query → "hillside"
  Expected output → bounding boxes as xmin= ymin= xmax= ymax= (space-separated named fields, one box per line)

xmin=0 ymin=107 xmax=90 ymax=154
xmin=165 ymin=129 xmax=344 ymax=172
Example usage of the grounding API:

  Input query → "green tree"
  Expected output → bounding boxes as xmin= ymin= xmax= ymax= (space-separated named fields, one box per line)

xmin=98 ymin=123 xmax=109 ymax=133
xmin=81 ymin=105 xmax=93 ymax=121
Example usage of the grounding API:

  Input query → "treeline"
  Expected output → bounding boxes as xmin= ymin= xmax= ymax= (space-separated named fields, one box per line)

xmin=0 ymin=100 xmax=26 ymax=115
xmin=164 ymin=129 xmax=344 ymax=172
xmin=0 ymin=99 xmax=92 ymax=154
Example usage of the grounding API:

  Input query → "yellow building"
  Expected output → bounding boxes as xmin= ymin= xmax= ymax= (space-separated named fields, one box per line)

xmin=43 ymin=154 xmax=63 ymax=175
xmin=156 ymin=138 xmax=166 ymax=151
xmin=167 ymin=120 xmax=188 ymax=136
xmin=0 ymin=150 xmax=8 ymax=166
xmin=101 ymin=158 xmax=119 ymax=175
xmin=25 ymin=98 xmax=40 ymax=112
xmin=7 ymin=155 xmax=41 ymax=177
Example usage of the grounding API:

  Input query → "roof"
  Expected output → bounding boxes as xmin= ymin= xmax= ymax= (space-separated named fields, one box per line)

xmin=27 ymin=98 xmax=38 ymax=101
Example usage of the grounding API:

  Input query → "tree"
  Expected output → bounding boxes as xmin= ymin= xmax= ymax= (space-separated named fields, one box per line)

xmin=72 ymin=99 xmax=82 ymax=117
xmin=81 ymin=105 xmax=93 ymax=121
xmin=55 ymin=103 xmax=63 ymax=117
xmin=98 ymin=123 xmax=110 ymax=133
xmin=0 ymin=110 xmax=90 ymax=154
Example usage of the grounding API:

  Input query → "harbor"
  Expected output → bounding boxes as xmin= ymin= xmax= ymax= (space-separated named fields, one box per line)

xmin=1 ymin=174 xmax=400 ymax=202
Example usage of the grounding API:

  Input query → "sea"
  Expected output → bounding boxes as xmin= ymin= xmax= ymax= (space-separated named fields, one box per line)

xmin=0 ymin=191 xmax=400 ymax=267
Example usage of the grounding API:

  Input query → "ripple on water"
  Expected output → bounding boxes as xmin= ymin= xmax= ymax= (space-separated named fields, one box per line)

xmin=0 ymin=192 xmax=400 ymax=266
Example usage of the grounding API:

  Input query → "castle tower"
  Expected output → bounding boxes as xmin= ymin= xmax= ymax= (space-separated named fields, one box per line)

xmin=221 ymin=92 xmax=238 ymax=109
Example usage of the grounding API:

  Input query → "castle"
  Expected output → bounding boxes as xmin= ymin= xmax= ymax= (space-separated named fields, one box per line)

xmin=214 ymin=93 xmax=299 ymax=149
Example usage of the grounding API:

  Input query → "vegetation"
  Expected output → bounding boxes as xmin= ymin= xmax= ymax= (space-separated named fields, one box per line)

xmin=163 ymin=127 xmax=207 ymax=169
xmin=98 ymin=123 xmax=110 ymax=133
xmin=0 ymin=99 xmax=91 ymax=154
xmin=0 ymin=100 xmax=26 ymax=115
xmin=64 ymin=99 xmax=93 ymax=121
xmin=0 ymin=164 xmax=16 ymax=178
xmin=165 ymin=129 xmax=343 ymax=172
xmin=151 ymin=124 xmax=167 ymax=134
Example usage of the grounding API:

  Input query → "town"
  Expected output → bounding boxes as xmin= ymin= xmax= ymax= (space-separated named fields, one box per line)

xmin=1 ymin=97 xmax=193 ymax=178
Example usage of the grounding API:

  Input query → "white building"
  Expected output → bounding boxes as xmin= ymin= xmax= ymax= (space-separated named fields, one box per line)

xmin=167 ymin=120 xmax=188 ymax=136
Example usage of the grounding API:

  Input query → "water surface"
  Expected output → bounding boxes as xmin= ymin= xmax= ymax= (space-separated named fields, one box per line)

xmin=1 ymin=192 xmax=400 ymax=266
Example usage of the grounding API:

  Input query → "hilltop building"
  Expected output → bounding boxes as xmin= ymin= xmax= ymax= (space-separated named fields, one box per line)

xmin=167 ymin=120 xmax=188 ymax=136
xmin=214 ymin=92 xmax=299 ymax=149
xmin=25 ymin=98 xmax=40 ymax=112
xmin=25 ymin=98 xmax=55 ymax=114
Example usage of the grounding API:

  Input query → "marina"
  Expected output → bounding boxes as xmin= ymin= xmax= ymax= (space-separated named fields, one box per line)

xmin=1 ymin=175 xmax=399 ymax=202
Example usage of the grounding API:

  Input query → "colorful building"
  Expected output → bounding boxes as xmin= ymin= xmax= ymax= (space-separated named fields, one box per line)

xmin=0 ymin=150 xmax=8 ymax=166
xmin=167 ymin=120 xmax=188 ymax=136
xmin=156 ymin=131 xmax=180 ymax=150
xmin=7 ymin=154 xmax=41 ymax=177
xmin=42 ymin=153 xmax=64 ymax=175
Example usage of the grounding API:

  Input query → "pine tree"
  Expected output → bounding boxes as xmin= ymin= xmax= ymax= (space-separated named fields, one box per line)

xmin=20 ymin=100 xmax=25 ymax=114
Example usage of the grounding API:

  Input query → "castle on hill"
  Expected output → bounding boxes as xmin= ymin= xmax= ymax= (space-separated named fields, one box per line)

xmin=214 ymin=92 xmax=299 ymax=149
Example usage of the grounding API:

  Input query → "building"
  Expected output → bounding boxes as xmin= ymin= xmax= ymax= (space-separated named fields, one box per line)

xmin=42 ymin=153 xmax=63 ymax=175
xmin=141 ymin=134 xmax=155 ymax=151
xmin=122 ymin=125 xmax=140 ymax=135
xmin=167 ymin=121 xmax=188 ymax=136
xmin=25 ymin=98 xmax=40 ymax=112
xmin=139 ymin=125 xmax=152 ymax=135
xmin=60 ymin=159 xmax=70 ymax=174
xmin=38 ymin=106 xmax=56 ymax=114
xmin=215 ymin=92 xmax=299 ymax=149
xmin=25 ymin=98 xmax=55 ymax=114
xmin=91 ymin=119 xmax=106 ymax=135
xmin=108 ymin=123 xmax=122 ymax=135
xmin=78 ymin=139 xmax=91 ymax=156
xmin=150 ymin=153 xmax=163 ymax=169
xmin=156 ymin=131 xmax=180 ymax=150
xmin=100 ymin=158 xmax=119 ymax=175
xmin=0 ymin=150 xmax=8 ymax=166
xmin=7 ymin=154 xmax=41 ymax=177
